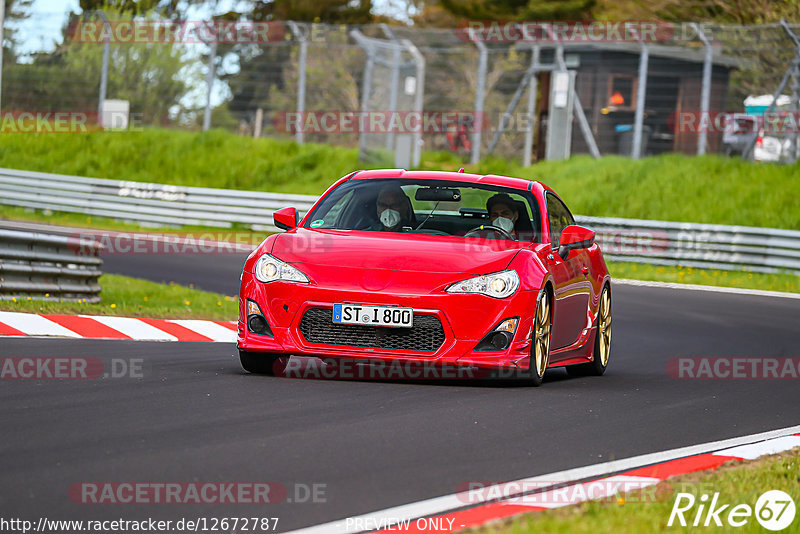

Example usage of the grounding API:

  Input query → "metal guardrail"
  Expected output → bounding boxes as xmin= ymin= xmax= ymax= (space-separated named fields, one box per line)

xmin=0 ymin=229 xmax=103 ymax=302
xmin=1 ymin=168 xmax=798 ymax=275
xmin=0 ymin=168 xmax=318 ymax=232
xmin=577 ymin=216 xmax=800 ymax=275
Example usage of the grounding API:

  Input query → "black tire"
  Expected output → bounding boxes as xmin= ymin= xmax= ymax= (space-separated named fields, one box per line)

xmin=520 ymin=290 xmax=551 ymax=386
xmin=239 ymin=350 xmax=283 ymax=375
xmin=566 ymin=285 xmax=611 ymax=377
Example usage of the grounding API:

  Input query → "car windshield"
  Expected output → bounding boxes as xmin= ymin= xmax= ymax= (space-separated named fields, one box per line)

xmin=303 ymin=178 xmax=542 ymax=242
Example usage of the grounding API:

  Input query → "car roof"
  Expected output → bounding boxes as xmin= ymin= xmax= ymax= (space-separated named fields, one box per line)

xmin=351 ymin=169 xmax=549 ymax=194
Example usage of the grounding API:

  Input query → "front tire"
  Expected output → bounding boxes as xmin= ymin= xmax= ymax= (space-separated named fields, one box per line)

xmin=521 ymin=290 xmax=551 ymax=386
xmin=567 ymin=285 xmax=611 ymax=377
xmin=239 ymin=350 xmax=283 ymax=375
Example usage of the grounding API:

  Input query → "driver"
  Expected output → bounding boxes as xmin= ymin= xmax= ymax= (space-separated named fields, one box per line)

xmin=374 ymin=185 xmax=413 ymax=232
xmin=486 ymin=193 xmax=519 ymax=240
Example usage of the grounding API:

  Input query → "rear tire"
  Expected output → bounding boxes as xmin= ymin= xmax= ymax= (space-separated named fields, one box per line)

xmin=239 ymin=350 xmax=283 ymax=375
xmin=566 ymin=285 xmax=611 ymax=377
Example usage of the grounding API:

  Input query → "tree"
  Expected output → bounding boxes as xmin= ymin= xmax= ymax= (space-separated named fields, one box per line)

xmin=2 ymin=7 xmax=196 ymax=122
xmin=3 ymin=0 xmax=34 ymax=63
xmin=437 ymin=0 xmax=597 ymax=21
xmin=251 ymin=0 xmax=375 ymax=24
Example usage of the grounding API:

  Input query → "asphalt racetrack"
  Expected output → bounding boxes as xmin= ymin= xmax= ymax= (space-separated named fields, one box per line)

xmin=1 ymin=249 xmax=799 ymax=531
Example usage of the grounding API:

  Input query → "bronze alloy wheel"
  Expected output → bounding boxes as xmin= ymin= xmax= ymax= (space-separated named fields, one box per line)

xmin=566 ymin=284 xmax=612 ymax=377
xmin=523 ymin=290 xmax=552 ymax=386
xmin=533 ymin=294 xmax=551 ymax=377
xmin=597 ymin=286 xmax=612 ymax=367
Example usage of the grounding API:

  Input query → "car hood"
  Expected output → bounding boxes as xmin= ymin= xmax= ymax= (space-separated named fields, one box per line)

xmin=273 ymin=228 xmax=524 ymax=275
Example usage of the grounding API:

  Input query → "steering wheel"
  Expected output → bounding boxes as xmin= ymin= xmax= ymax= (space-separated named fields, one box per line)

xmin=464 ymin=224 xmax=515 ymax=240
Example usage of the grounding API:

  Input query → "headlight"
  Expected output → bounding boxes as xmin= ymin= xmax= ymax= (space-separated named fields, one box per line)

xmin=446 ymin=270 xmax=519 ymax=299
xmin=254 ymin=254 xmax=309 ymax=283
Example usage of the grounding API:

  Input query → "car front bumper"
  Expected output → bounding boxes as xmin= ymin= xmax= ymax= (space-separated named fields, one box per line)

xmin=237 ymin=272 xmax=539 ymax=370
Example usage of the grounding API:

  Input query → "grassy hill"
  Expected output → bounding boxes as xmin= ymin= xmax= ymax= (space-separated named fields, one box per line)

xmin=0 ymin=128 xmax=797 ymax=229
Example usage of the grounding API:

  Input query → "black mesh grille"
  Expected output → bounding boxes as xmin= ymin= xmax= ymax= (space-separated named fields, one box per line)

xmin=299 ymin=308 xmax=445 ymax=352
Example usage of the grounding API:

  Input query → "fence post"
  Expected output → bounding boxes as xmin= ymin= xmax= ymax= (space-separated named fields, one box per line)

xmin=469 ymin=29 xmax=487 ymax=165
xmin=288 ymin=22 xmax=308 ymax=144
xmin=781 ymin=20 xmax=800 ymax=163
xmin=350 ymin=30 xmax=375 ymax=161
xmin=523 ymin=46 xmax=540 ymax=167
xmin=0 ymin=0 xmax=4 ymax=111
xmin=693 ymin=23 xmax=713 ymax=156
xmin=382 ymin=24 xmax=401 ymax=152
xmin=632 ymin=42 xmax=649 ymax=160
xmin=203 ymin=38 xmax=217 ymax=132
xmin=402 ymin=39 xmax=425 ymax=168
xmin=254 ymin=108 xmax=263 ymax=138
xmin=97 ymin=11 xmax=110 ymax=126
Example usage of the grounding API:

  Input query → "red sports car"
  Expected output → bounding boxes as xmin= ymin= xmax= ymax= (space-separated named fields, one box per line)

xmin=237 ymin=169 xmax=611 ymax=386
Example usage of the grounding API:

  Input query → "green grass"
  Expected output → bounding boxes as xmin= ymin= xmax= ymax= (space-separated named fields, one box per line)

xmin=0 ymin=128 xmax=390 ymax=195
xmin=0 ymin=128 xmax=798 ymax=228
xmin=607 ymin=261 xmax=800 ymax=294
xmin=473 ymin=448 xmax=800 ymax=534
xmin=0 ymin=274 xmax=238 ymax=320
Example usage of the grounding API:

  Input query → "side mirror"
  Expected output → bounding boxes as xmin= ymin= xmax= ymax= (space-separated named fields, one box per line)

xmin=557 ymin=225 xmax=595 ymax=259
xmin=273 ymin=207 xmax=299 ymax=231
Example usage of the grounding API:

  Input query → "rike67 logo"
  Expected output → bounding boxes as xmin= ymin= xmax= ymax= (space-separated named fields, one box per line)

xmin=668 ymin=490 xmax=796 ymax=530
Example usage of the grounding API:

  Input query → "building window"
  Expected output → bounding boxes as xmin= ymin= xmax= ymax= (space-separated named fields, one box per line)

xmin=607 ymin=75 xmax=637 ymax=110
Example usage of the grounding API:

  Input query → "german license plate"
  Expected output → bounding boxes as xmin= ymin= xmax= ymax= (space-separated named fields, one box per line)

xmin=332 ymin=304 xmax=413 ymax=328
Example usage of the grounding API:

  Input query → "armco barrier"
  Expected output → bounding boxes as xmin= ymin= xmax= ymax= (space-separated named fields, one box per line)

xmin=0 ymin=229 xmax=103 ymax=302
xmin=0 ymin=168 xmax=317 ymax=232
xmin=1 ymin=168 xmax=798 ymax=274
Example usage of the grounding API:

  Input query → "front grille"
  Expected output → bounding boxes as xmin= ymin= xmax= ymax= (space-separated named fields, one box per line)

xmin=299 ymin=308 xmax=445 ymax=352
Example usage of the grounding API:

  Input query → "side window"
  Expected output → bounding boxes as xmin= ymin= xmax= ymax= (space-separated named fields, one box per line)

xmin=546 ymin=193 xmax=574 ymax=248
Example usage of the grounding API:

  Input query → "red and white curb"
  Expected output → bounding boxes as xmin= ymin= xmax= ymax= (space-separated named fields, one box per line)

xmin=0 ymin=311 xmax=236 ymax=342
xmin=286 ymin=425 xmax=800 ymax=534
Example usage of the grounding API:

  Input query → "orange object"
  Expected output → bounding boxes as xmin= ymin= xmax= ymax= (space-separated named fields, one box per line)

xmin=610 ymin=91 xmax=625 ymax=106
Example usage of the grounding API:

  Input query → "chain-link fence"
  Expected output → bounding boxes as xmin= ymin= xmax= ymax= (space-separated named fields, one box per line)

xmin=2 ymin=18 xmax=800 ymax=164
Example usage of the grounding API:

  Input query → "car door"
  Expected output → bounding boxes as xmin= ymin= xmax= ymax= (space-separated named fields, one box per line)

xmin=545 ymin=193 xmax=592 ymax=352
